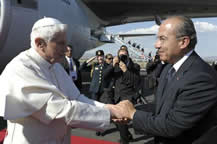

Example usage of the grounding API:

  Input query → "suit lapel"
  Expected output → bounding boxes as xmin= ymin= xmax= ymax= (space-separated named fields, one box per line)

xmin=156 ymin=51 xmax=198 ymax=114
xmin=175 ymin=51 xmax=197 ymax=79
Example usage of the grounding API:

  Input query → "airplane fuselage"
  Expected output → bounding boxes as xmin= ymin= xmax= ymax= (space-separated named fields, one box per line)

xmin=1 ymin=0 xmax=217 ymax=72
xmin=0 ymin=0 xmax=105 ymax=72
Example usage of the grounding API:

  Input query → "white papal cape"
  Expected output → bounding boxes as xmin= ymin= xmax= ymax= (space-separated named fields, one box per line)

xmin=0 ymin=48 xmax=110 ymax=144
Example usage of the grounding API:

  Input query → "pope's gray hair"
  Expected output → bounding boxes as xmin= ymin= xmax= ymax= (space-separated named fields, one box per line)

xmin=30 ymin=24 xmax=67 ymax=48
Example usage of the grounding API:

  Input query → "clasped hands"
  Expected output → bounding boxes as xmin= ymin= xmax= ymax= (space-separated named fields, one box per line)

xmin=105 ymin=100 xmax=136 ymax=124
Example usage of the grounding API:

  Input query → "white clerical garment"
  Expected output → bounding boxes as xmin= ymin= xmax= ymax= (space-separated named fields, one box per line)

xmin=0 ymin=48 xmax=110 ymax=144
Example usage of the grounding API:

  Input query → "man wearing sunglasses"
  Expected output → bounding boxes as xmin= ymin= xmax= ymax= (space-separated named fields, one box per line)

xmin=105 ymin=53 xmax=113 ymax=65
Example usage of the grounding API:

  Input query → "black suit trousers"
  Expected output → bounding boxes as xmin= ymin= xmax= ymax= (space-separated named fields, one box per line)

xmin=116 ymin=124 xmax=131 ymax=144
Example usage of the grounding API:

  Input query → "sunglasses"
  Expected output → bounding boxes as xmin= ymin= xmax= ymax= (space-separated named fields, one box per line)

xmin=107 ymin=57 xmax=113 ymax=60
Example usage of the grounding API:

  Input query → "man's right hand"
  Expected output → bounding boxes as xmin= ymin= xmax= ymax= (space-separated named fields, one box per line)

xmin=86 ymin=56 xmax=96 ymax=63
xmin=113 ymin=56 xmax=119 ymax=67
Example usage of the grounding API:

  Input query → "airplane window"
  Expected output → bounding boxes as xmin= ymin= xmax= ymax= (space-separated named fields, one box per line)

xmin=17 ymin=0 xmax=22 ymax=4
xmin=12 ymin=0 xmax=37 ymax=9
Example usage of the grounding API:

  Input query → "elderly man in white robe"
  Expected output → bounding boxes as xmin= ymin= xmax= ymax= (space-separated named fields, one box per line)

xmin=0 ymin=17 xmax=125 ymax=144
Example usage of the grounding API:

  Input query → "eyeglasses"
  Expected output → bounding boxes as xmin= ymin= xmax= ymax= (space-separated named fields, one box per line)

xmin=107 ymin=57 xmax=113 ymax=60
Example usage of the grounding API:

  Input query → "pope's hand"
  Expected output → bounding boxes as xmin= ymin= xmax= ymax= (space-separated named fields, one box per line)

xmin=104 ymin=104 xmax=127 ymax=119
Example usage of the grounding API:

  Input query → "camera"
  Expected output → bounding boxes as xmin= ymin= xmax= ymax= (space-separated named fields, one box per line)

xmin=119 ymin=54 xmax=129 ymax=64
xmin=154 ymin=54 xmax=160 ymax=62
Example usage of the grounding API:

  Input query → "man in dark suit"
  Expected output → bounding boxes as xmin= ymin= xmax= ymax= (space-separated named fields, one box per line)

xmin=104 ymin=47 xmax=140 ymax=144
xmin=62 ymin=45 xmax=82 ymax=90
xmin=117 ymin=16 xmax=217 ymax=144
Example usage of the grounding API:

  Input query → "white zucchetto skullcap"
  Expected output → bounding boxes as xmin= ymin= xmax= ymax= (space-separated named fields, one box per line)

xmin=32 ymin=17 xmax=64 ymax=31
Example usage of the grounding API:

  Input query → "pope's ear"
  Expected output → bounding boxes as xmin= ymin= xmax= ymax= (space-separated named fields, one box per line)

xmin=35 ymin=38 xmax=46 ymax=48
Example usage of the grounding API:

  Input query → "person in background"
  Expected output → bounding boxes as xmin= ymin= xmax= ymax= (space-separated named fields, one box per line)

xmin=93 ymin=53 xmax=115 ymax=137
xmin=62 ymin=45 xmax=82 ymax=90
xmin=100 ymin=53 xmax=114 ymax=104
xmin=105 ymin=53 xmax=113 ymax=65
xmin=0 ymin=17 xmax=126 ymax=144
xmin=104 ymin=47 xmax=140 ymax=144
xmin=147 ymin=52 xmax=152 ymax=62
xmin=146 ymin=50 xmax=167 ymax=92
xmin=80 ymin=50 xmax=112 ymax=136
xmin=146 ymin=51 xmax=161 ymax=75
xmin=120 ymin=45 xmax=128 ymax=51
xmin=80 ymin=50 xmax=110 ymax=102
xmin=118 ymin=16 xmax=217 ymax=144
xmin=211 ymin=61 xmax=217 ymax=71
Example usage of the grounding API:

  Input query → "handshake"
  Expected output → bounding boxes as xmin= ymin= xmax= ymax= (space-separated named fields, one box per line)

xmin=105 ymin=100 xmax=136 ymax=123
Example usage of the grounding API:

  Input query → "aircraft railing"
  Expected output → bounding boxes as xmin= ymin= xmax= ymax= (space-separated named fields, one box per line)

xmin=114 ymin=37 xmax=145 ymax=59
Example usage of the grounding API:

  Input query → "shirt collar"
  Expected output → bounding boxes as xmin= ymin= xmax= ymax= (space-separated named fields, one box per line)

xmin=66 ymin=56 xmax=74 ymax=64
xmin=65 ymin=56 xmax=71 ymax=60
xmin=29 ymin=48 xmax=53 ymax=69
xmin=173 ymin=50 xmax=193 ymax=72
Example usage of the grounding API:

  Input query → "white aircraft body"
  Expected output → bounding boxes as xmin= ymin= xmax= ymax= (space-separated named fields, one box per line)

xmin=1 ymin=0 xmax=217 ymax=71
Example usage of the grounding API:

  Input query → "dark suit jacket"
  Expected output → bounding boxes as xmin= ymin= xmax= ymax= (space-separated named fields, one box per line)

xmin=133 ymin=51 xmax=217 ymax=144
xmin=104 ymin=58 xmax=140 ymax=104
xmin=62 ymin=57 xmax=82 ymax=90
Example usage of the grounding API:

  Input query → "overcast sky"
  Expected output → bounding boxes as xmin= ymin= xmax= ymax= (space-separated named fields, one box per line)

xmin=83 ymin=17 xmax=217 ymax=58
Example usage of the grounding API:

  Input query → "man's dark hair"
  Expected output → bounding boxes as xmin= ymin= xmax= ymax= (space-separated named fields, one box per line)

xmin=105 ymin=53 xmax=113 ymax=59
xmin=170 ymin=16 xmax=197 ymax=49
xmin=67 ymin=44 xmax=72 ymax=48
xmin=96 ymin=50 xmax=104 ymax=56
xmin=117 ymin=48 xmax=129 ymax=56
xmin=120 ymin=45 xmax=128 ymax=50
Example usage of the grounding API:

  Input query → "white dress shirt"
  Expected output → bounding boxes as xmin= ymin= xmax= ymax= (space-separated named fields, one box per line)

xmin=173 ymin=50 xmax=194 ymax=72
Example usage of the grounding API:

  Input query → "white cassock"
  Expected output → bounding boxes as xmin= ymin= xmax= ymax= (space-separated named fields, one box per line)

xmin=0 ymin=48 xmax=111 ymax=144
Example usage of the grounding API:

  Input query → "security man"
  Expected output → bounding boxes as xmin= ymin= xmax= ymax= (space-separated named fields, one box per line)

xmin=61 ymin=45 xmax=82 ymax=90
xmin=80 ymin=50 xmax=110 ymax=101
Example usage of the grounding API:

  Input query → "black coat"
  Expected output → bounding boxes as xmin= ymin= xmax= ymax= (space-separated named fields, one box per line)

xmin=104 ymin=58 xmax=140 ymax=104
xmin=132 ymin=52 xmax=217 ymax=144
xmin=80 ymin=62 xmax=110 ymax=94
